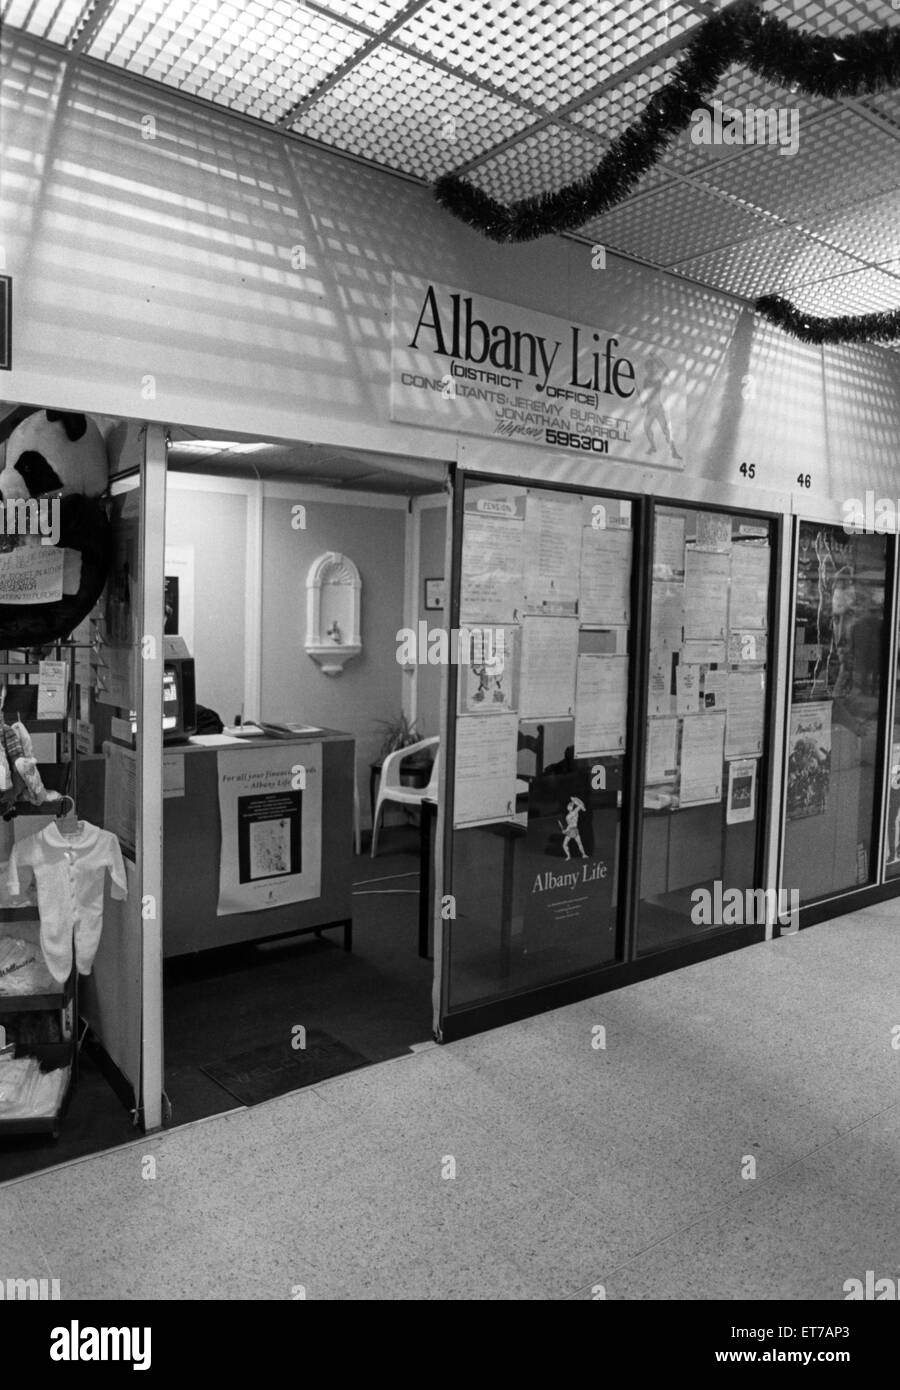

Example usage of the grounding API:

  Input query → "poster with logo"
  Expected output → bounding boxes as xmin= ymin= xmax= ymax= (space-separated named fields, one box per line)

xmin=216 ymin=743 xmax=322 ymax=914
xmin=522 ymin=768 xmax=616 ymax=952
xmin=457 ymin=625 xmax=518 ymax=714
xmin=391 ymin=274 xmax=686 ymax=468
xmin=787 ymin=701 xmax=831 ymax=820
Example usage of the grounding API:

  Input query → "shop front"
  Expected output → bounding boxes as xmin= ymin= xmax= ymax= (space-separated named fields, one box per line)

xmin=2 ymin=24 xmax=900 ymax=1172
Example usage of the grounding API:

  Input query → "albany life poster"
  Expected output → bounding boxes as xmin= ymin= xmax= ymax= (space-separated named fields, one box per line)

xmin=216 ymin=743 xmax=322 ymax=915
xmin=390 ymin=273 xmax=686 ymax=468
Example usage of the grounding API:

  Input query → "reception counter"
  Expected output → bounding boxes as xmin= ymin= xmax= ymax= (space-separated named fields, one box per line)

xmin=162 ymin=729 xmax=355 ymax=957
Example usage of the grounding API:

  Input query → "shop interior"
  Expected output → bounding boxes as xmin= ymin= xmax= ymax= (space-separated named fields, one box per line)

xmin=159 ymin=427 xmax=449 ymax=1125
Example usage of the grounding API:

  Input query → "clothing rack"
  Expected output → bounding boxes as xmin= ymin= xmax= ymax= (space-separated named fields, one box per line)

xmin=0 ymin=642 xmax=80 ymax=1138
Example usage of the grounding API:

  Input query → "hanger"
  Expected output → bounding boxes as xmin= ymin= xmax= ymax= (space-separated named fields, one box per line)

xmin=56 ymin=794 xmax=81 ymax=836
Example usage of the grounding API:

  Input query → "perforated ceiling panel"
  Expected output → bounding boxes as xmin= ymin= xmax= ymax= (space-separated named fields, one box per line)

xmin=390 ymin=0 xmax=698 ymax=110
xmin=292 ymin=44 xmax=537 ymax=180
xmin=1 ymin=0 xmax=899 ymax=336
xmin=83 ymin=0 xmax=368 ymax=121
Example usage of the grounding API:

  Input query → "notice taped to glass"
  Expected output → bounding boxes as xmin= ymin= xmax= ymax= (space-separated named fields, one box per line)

xmin=391 ymin=274 xmax=686 ymax=467
xmin=216 ymin=743 xmax=322 ymax=915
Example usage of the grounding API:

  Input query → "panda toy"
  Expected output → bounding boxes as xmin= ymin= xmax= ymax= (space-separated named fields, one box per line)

xmin=0 ymin=408 xmax=112 ymax=649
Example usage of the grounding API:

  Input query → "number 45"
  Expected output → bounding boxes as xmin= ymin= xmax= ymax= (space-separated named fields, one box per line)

xmin=740 ymin=462 xmax=756 ymax=479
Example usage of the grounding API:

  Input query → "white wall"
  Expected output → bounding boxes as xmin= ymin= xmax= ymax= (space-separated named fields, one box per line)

xmin=3 ymin=30 xmax=899 ymax=507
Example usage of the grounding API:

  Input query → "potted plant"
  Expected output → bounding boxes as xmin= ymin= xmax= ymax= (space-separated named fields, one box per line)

xmin=374 ymin=714 xmax=432 ymax=785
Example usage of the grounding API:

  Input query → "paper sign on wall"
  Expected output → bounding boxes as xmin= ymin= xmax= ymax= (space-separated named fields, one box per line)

xmin=0 ymin=546 xmax=64 ymax=604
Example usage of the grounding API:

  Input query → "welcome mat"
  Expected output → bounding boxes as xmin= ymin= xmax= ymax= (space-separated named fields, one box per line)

xmin=200 ymin=1030 xmax=371 ymax=1106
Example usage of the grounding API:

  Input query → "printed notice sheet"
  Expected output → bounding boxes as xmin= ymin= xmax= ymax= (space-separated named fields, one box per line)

xmin=453 ymin=712 xmax=519 ymax=825
xmin=579 ymin=525 xmax=632 ymax=626
xmin=519 ymin=616 xmax=579 ymax=718
xmin=702 ymin=669 xmax=729 ymax=712
xmin=648 ymin=654 xmax=674 ymax=717
xmin=216 ymin=743 xmax=322 ymax=915
xmin=523 ymin=492 xmax=582 ymax=615
xmin=725 ymin=669 xmax=767 ymax=758
xmin=653 ymin=514 xmax=685 ymax=578
xmin=729 ymin=544 xmax=769 ymax=630
xmin=680 ymin=712 xmax=726 ymax=806
xmin=684 ymin=549 xmax=730 ymax=640
xmin=650 ymin=581 xmax=684 ymax=653
xmin=695 ymin=514 xmax=732 ymax=552
xmin=458 ymin=625 xmax=518 ymax=714
xmin=460 ymin=491 xmax=525 ymax=623
xmin=574 ymin=654 xmax=628 ymax=757
xmin=646 ymin=716 xmax=678 ymax=783
xmin=675 ymin=661 xmax=700 ymax=715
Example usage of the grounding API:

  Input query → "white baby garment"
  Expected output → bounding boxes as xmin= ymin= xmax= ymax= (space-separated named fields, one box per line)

xmin=5 ymin=822 xmax=127 ymax=983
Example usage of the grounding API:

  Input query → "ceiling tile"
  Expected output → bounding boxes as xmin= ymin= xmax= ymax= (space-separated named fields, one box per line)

xmin=0 ymin=0 xmax=86 ymax=46
xmin=759 ymin=0 xmax=900 ymax=35
xmin=689 ymin=108 xmax=900 ymax=224
xmin=786 ymin=265 xmax=900 ymax=315
xmin=670 ymin=226 xmax=857 ymax=300
xmin=802 ymin=190 xmax=900 ymax=265
xmin=581 ymin=181 xmax=777 ymax=268
xmin=308 ymin=0 xmax=419 ymax=31
xmin=391 ymin=0 xmax=700 ymax=111
xmin=656 ymin=61 xmax=836 ymax=179
xmin=466 ymin=120 xmax=615 ymax=203
xmin=295 ymin=47 xmax=536 ymax=180
xmin=83 ymin=0 xmax=367 ymax=122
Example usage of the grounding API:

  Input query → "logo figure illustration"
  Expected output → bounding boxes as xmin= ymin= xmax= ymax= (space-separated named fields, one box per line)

xmin=641 ymin=350 xmax=682 ymax=462
xmin=558 ymin=796 xmax=588 ymax=860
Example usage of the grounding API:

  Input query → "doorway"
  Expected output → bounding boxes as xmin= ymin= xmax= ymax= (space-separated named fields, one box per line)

xmin=159 ymin=428 xmax=449 ymax=1123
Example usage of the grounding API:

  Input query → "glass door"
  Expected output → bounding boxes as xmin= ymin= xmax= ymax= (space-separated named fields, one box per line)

xmin=440 ymin=477 xmax=637 ymax=1021
xmin=783 ymin=522 xmax=889 ymax=903
xmin=636 ymin=504 xmax=776 ymax=953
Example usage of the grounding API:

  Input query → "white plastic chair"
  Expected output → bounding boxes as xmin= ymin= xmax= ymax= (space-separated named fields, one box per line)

xmin=370 ymin=735 xmax=439 ymax=858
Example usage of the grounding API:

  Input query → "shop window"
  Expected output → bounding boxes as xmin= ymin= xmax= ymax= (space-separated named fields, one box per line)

xmin=783 ymin=524 xmax=888 ymax=903
xmin=637 ymin=505 xmax=775 ymax=954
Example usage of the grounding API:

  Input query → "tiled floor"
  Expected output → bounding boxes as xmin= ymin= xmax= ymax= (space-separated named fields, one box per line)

xmin=2 ymin=904 xmax=898 ymax=1300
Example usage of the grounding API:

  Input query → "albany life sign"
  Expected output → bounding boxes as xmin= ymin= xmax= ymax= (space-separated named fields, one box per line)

xmin=390 ymin=274 xmax=685 ymax=469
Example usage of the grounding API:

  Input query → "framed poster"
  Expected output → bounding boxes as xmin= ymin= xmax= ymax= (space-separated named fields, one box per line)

xmin=424 ymin=577 xmax=445 ymax=611
xmin=786 ymin=701 xmax=832 ymax=820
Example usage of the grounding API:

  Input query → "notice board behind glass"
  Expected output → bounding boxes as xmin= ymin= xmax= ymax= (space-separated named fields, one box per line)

xmin=444 ymin=479 xmax=635 ymax=1012
xmin=637 ymin=504 xmax=775 ymax=955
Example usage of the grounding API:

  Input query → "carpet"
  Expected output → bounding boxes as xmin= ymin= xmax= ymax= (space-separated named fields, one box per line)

xmin=200 ymin=1029 xmax=372 ymax=1106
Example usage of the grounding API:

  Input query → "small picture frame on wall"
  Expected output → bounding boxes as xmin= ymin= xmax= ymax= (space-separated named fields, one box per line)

xmin=424 ymin=577 xmax=445 ymax=611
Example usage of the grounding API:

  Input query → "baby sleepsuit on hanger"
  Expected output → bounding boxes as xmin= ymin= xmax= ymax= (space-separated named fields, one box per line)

xmin=5 ymin=822 xmax=127 ymax=984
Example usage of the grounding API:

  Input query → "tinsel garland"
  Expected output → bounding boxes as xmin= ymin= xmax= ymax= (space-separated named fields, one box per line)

xmin=433 ymin=3 xmax=900 ymax=242
xmin=754 ymin=295 xmax=900 ymax=346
